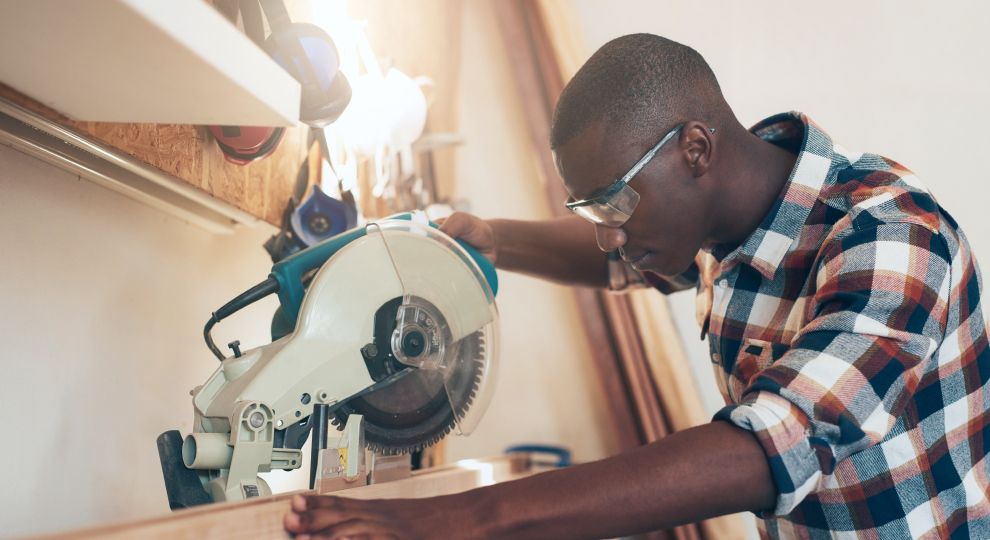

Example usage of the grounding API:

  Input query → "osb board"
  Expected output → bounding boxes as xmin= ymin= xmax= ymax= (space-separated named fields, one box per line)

xmin=33 ymin=455 xmax=534 ymax=540
xmin=0 ymin=81 xmax=309 ymax=227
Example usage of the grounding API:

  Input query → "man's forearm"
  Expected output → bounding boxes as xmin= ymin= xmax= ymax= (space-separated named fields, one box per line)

xmin=489 ymin=216 xmax=607 ymax=288
xmin=460 ymin=421 xmax=776 ymax=539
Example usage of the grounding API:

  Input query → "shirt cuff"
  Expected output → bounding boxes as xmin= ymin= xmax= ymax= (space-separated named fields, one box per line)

xmin=713 ymin=391 xmax=822 ymax=516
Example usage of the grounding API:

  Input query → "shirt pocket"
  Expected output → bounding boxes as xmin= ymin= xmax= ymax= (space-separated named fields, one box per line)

xmin=728 ymin=338 xmax=782 ymax=402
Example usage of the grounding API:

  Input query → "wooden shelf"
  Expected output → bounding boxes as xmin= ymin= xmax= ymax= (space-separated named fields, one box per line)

xmin=0 ymin=0 xmax=464 ymax=228
xmin=0 ymin=0 xmax=318 ymax=228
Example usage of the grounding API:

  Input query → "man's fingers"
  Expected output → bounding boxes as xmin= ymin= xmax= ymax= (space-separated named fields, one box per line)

xmin=284 ymin=510 xmax=298 ymax=530
xmin=317 ymin=518 xmax=400 ymax=540
xmin=286 ymin=505 xmax=391 ymax=534
xmin=283 ymin=496 xmax=429 ymax=539
xmin=286 ymin=495 xmax=390 ymax=534
xmin=285 ymin=508 xmax=347 ymax=534
xmin=298 ymin=494 xmax=347 ymax=511
xmin=437 ymin=212 xmax=470 ymax=237
xmin=437 ymin=212 xmax=496 ymax=262
xmin=440 ymin=212 xmax=487 ymax=244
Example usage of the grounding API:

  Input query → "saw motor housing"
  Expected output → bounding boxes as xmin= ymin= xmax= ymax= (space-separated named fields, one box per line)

xmin=160 ymin=214 xmax=499 ymax=506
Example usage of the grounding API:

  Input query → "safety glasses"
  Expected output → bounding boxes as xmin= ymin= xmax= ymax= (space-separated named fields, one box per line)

xmin=564 ymin=123 xmax=685 ymax=227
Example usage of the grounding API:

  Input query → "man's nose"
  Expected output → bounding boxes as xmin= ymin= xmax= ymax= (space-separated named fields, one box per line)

xmin=595 ymin=225 xmax=627 ymax=252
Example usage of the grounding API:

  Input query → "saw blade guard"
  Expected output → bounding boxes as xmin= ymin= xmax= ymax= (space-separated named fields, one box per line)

xmin=366 ymin=219 xmax=499 ymax=437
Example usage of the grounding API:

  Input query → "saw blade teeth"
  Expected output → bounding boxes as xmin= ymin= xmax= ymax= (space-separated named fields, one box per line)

xmin=329 ymin=330 xmax=487 ymax=455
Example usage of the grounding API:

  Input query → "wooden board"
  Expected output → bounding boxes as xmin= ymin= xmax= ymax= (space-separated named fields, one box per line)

xmin=0 ymin=82 xmax=311 ymax=227
xmin=30 ymin=456 xmax=535 ymax=540
xmin=0 ymin=0 xmax=299 ymax=126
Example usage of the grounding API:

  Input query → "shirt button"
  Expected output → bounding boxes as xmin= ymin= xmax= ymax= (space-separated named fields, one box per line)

xmin=718 ymin=279 xmax=728 ymax=288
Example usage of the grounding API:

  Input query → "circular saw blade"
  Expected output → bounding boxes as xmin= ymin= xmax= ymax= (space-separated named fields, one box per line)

xmin=331 ymin=329 xmax=485 ymax=454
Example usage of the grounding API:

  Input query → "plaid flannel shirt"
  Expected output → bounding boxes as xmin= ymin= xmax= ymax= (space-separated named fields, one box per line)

xmin=644 ymin=112 xmax=990 ymax=538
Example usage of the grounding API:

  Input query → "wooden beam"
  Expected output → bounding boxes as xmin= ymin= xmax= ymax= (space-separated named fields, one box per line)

xmin=33 ymin=456 xmax=535 ymax=540
xmin=492 ymin=0 xmax=642 ymax=452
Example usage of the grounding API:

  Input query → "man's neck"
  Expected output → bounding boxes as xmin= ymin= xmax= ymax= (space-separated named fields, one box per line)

xmin=710 ymin=128 xmax=798 ymax=249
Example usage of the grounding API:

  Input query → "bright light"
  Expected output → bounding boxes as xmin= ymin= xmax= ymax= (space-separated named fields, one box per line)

xmin=311 ymin=0 xmax=429 ymax=203
xmin=310 ymin=1 xmax=368 ymax=81
xmin=456 ymin=458 xmax=496 ymax=486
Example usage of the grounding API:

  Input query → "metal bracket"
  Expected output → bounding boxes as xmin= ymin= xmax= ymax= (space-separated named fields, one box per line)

xmin=315 ymin=414 xmax=369 ymax=493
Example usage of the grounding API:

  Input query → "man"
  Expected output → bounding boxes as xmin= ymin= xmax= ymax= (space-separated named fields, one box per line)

xmin=284 ymin=34 xmax=990 ymax=538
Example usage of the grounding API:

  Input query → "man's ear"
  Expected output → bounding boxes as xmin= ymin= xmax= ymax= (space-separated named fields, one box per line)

xmin=680 ymin=121 xmax=715 ymax=178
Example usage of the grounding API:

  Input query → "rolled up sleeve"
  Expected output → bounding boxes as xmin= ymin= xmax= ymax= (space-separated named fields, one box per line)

xmin=714 ymin=221 xmax=951 ymax=515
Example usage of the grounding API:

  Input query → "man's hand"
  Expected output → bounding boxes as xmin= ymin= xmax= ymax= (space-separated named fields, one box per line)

xmin=438 ymin=213 xmax=608 ymax=288
xmin=283 ymin=493 xmax=465 ymax=540
xmin=437 ymin=212 xmax=497 ymax=264
xmin=283 ymin=422 xmax=775 ymax=539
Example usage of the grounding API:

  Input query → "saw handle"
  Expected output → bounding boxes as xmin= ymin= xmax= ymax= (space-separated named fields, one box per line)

xmin=269 ymin=213 xmax=498 ymax=331
xmin=203 ymin=276 xmax=281 ymax=360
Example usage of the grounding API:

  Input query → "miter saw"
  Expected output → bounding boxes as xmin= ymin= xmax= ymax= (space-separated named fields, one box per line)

xmin=156 ymin=212 xmax=499 ymax=508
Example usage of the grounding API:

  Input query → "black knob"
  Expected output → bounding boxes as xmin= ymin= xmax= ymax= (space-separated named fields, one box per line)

xmin=228 ymin=340 xmax=242 ymax=358
xmin=401 ymin=331 xmax=426 ymax=357
xmin=361 ymin=343 xmax=379 ymax=359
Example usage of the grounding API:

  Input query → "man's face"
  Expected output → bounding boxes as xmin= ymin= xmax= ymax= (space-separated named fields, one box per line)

xmin=555 ymin=122 xmax=713 ymax=276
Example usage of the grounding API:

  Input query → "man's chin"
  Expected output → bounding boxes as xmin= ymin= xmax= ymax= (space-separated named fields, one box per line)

xmin=633 ymin=253 xmax=693 ymax=277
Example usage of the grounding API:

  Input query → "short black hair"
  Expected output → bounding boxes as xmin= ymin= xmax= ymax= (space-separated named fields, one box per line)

xmin=551 ymin=34 xmax=728 ymax=150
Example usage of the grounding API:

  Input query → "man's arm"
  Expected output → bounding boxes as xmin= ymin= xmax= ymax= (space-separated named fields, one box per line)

xmin=440 ymin=212 xmax=608 ymax=288
xmin=283 ymin=421 xmax=775 ymax=539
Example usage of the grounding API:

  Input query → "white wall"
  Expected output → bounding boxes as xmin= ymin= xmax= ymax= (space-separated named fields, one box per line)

xmin=0 ymin=145 xmax=284 ymax=537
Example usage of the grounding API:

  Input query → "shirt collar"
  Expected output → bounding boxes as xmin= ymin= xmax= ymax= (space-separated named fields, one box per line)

xmin=713 ymin=112 xmax=835 ymax=280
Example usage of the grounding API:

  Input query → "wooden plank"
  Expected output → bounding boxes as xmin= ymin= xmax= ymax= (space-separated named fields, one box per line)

xmin=493 ymin=0 xmax=643 ymax=452
xmin=0 ymin=0 xmax=299 ymax=126
xmin=627 ymin=291 xmax=711 ymax=431
xmin=602 ymin=293 xmax=670 ymax=444
xmin=31 ymin=456 xmax=534 ymax=540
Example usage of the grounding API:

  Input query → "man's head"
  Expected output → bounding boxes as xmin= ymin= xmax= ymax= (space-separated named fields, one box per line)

xmin=551 ymin=34 xmax=736 ymax=276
